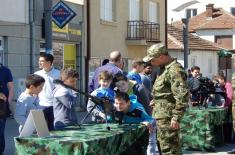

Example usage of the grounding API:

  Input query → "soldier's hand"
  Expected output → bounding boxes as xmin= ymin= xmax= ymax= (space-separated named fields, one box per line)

xmin=170 ymin=119 xmax=179 ymax=130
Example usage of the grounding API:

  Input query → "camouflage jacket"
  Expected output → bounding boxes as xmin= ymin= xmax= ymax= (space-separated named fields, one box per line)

xmin=152 ymin=59 xmax=189 ymax=121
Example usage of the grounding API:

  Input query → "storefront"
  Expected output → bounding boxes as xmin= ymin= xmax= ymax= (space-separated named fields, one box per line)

xmin=42 ymin=21 xmax=84 ymax=110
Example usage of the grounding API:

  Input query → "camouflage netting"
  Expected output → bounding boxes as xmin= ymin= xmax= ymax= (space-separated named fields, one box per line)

xmin=15 ymin=123 xmax=146 ymax=155
xmin=180 ymin=107 xmax=227 ymax=151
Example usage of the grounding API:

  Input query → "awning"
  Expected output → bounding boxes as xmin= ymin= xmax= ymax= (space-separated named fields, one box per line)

xmin=218 ymin=49 xmax=232 ymax=57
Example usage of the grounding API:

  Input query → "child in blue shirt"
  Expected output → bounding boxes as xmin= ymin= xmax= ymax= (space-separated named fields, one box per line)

xmin=14 ymin=74 xmax=45 ymax=133
xmin=127 ymin=59 xmax=144 ymax=84
xmin=114 ymin=92 xmax=157 ymax=155
xmin=87 ymin=71 xmax=115 ymax=122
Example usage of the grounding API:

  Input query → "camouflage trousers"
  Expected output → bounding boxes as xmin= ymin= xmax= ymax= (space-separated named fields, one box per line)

xmin=157 ymin=119 xmax=182 ymax=155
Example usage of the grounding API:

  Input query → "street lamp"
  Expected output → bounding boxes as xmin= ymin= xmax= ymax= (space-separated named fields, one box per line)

xmin=172 ymin=0 xmax=199 ymax=70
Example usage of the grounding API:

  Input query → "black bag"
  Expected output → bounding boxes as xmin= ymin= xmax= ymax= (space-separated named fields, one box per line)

xmin=0 ymin=99 xmax=8 ymax=118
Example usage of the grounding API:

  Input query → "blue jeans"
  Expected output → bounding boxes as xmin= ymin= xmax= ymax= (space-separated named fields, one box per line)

xmin=0 ymin=118 xmax=6 ymax=154
xmin=147 ymin=122 xmax=158 ymax=155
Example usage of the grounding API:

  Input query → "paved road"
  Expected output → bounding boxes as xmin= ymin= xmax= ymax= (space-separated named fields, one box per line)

xmin=3 ymin=113 xmax=234 ymax=155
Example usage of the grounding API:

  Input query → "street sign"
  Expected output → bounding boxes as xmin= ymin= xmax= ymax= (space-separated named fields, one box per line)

xmin=52 ymin=1 xmax=76 ymax=29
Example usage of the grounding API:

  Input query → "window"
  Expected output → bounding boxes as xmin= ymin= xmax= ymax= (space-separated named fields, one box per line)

xmin=186 ymin=9 xmax=197 ymax=19
xmin=148 ymin=1 xmax=158 ymax=23
xmin=100 ymin=0 xmax=115 ymax=22
xmin=231 ymin=7 xmax=235 ymax=16
xmin=129 ymin=0 xmax=140 ymax=20
xmin=215 ymin=35 xmax=233 ymax=49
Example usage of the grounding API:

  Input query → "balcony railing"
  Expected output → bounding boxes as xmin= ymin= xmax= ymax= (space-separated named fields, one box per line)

xmin=127 ymin=20 xmax=160 ymax=42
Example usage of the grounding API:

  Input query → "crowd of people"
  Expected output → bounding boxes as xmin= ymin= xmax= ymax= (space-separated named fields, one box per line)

xmin=0 ymin=42 xmax=235 ymax=154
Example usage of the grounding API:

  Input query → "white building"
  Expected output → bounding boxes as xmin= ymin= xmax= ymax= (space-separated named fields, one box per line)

xmin=168 ymin=0 xmax=235 ymax=23
xmin=168 ymin=25 xmax=221 ymax=78
xmin=0 ymin=0 xmax=85 ymax=104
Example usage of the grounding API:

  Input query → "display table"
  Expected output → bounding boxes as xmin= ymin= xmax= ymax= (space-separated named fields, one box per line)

xmin=14 ymin=123 xmax=147 ymax=155
xmin=181 ymin=107 xmax=227 ymax=151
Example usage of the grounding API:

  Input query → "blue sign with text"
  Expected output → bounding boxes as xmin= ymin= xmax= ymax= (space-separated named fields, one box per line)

xmin=52 ymin=1 xmax=76 ymax=29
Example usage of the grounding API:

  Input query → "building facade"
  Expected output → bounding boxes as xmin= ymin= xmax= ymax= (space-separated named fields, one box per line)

xmin=87 ymin=0 xmax=166 ymax=83
xmin=168 ymin=0 xmax=235 ymax=23
xmin=168 ymin=25 xmax=220 ymax=78
xmin=0 ymin=0 xmax=85 ymax=107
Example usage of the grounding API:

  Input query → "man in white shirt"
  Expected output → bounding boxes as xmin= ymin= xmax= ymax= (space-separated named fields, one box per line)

xmin=34 ymin=52 xmax=60 ymax=130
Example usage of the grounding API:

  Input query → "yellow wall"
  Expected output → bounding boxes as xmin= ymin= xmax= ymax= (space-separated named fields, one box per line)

xmin=89 ymin=0 xmax=166 ymax=59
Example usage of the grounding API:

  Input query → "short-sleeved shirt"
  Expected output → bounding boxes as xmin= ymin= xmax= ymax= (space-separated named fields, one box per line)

xmin=0 ymin=65 xmax=13 ymax=97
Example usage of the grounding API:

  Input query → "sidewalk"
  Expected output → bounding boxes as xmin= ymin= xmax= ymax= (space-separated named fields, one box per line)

xmin=184 ymin=144 xmax=234 ymax=155
xmin=4 ymin=113 xmax=235 ymax=155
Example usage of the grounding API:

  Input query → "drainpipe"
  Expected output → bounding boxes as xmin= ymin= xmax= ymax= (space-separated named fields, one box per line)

xmin=44 ymin=0 xmax=52 ymax=54
xmin=85 ymin=0 xmax=91 ymax=93
xmin=29 ymin=0 xmax=35 ymax=73
xmin=165 ymin=0 xmax=168 ymax=48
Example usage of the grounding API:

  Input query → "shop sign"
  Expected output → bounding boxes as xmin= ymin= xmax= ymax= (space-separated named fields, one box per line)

xmin=52 ymin=22 xmax=81 ymax=41
xmin=52 ymin=1 xmax=76 ymax=29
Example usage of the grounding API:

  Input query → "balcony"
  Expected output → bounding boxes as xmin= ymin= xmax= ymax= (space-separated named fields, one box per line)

xmin=126 ymin=20 xmax=160 ymax=45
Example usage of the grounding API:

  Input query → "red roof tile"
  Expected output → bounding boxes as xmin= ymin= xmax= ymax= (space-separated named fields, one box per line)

xmin=172 ymin=8 xmax=235 ymax=32
xmin=167 ymin=25 xmax=222 ymax=51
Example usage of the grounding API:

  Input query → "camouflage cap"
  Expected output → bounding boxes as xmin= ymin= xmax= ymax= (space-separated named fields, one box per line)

xmin=143 ymin=43 xmax=167 ymax=62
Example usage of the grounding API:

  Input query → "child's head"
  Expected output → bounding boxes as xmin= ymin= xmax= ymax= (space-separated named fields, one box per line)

xmin=113 ymin=73 xmax=129 ymax=92
xmin=98 ymin=71 xmax=113 ymax=88
xmin=25 ymin=74 xmax=45 ymax=95
xmin=114 ymin=92 xmax=130 ymax=112
xmin=61 ymin=68 xmax=79 ymax=87
xmin=132 ymin=59 xmax=144 ymax=73
xmin=213 ymin=74 xmax=225 ymax=86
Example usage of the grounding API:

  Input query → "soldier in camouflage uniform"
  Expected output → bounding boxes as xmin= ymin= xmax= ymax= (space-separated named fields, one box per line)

xmin=143 ymin=43 xmax=189 ymax=155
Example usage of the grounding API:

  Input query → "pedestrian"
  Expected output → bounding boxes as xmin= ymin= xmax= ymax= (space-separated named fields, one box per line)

xmin=87 ymin=71 xmax=115 ymax=122
xmin=34 ymin=52 xmax=60 ymax=130
xmin=127 ymin=59 xmax=144 ymax=84
xmin=102 ymin=59 xmax=109 ymax=66
xmin=213 ymin=74 xmax=233 ymax=142
xmin=113 ymin=73 xmax=151 ymax=115
xmin=89 ymin=51 xmax=123 ymax=93
xmin=14 ymin=74 xmax=45 ymax=133
xmin=227 ymin=55 xmax=235 ymax=154
xmin=140 ymin=62 xmax=153 ymax=99
xmin=53 ymin=68 xmax=79 ymax=130
xmin=143 ymin=43 xmax=189 ymax=155
xmin=0 ymin=63 xmax=14 ymax=155
xmin=113 ymin=91 xmax=157 ymax=155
